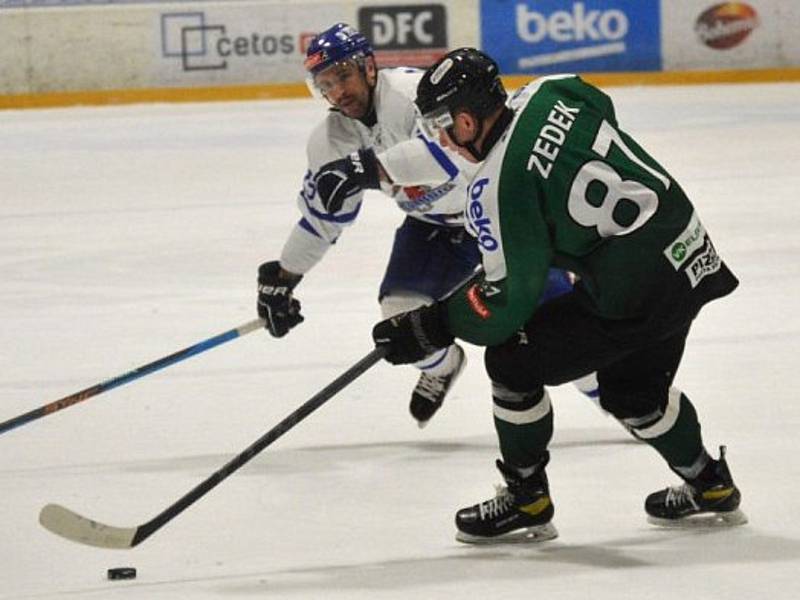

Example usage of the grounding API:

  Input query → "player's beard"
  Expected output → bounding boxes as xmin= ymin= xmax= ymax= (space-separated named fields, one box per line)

xmin=337 ymin=93 xmax=369 ymax=119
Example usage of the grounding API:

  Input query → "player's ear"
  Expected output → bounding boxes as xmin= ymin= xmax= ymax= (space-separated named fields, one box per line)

xmin=454 ymin=111 xmax=479 ymax=142
xmin=365 ymin=56 xmax=378 ymax=87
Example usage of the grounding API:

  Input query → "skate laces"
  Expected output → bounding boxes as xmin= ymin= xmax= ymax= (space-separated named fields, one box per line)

xmin=478 ymin=485 xmax=515 ymax=520
xmin=415 ymin=372 xmax=448 ymax=401
xmin=664 ymin=484 xmax=700 ymax=510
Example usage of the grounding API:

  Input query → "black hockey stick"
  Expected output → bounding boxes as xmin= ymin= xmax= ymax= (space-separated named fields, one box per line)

xmin=39 ymin=346 xmax=387 ymax=549
xmin=1 ymin=319 xmax=265 ymax=435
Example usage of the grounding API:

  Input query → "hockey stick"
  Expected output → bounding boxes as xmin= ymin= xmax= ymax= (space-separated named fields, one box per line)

xmin=0 ymin=319 xmax=265 ymax=435
xmin=39 ymin=346 xmax=387 ymax=549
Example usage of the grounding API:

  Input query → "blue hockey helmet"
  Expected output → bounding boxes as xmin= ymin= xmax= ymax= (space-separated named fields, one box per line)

xmin=304 ymin=23 xmax=374 ymax=77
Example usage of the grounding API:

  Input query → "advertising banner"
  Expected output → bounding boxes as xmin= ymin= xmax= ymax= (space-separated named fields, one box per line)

xmin=358 ymin=3 xmax=449 ymax=68
xmin=154 ymin=4 xmax=347 ymax=86
xmin=661 ymin=1 xmax=800 ymax=70
xmin=480 ymin=0 xmax=661 ymax=75
xmin=1 ymin=0 xmax=480 ymax=95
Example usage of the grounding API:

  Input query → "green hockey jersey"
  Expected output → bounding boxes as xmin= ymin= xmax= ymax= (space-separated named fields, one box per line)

xmin=446 ymin=75 xmax=737 ymax=346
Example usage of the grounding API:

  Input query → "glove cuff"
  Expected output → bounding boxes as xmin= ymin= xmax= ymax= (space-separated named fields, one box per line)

xmin=258 ymin=261 xmax=303 ymax=290
xmin=356 ymin=148 xmax=381 ymax=190
xmin=415 ymin=302 xmax=454 ymax=350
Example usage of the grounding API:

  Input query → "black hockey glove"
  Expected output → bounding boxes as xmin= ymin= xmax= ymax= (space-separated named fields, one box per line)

xmin=257 ymin=261 xmax=304 ymax=338
xmin=372 ymin=303 xmax=454 ymax=365
xmin=314 ymin=148 xmax=381 ymax=213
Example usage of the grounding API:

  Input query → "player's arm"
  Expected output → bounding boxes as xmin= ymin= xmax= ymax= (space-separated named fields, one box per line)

xmin=258 ymin=125 xmax=365 ymax=337
xmin=313 ymin=130 xmax=462 ymax=208
xmin=442 ymin=177 xmax=552 ymax=346
xmin=372 ymin=176 xmax=553 ymax=361
xmin=374 ymin=135 xmax=460 ymax=187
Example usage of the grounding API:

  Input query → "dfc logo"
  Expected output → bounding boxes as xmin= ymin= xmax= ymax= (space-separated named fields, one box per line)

xmin=160 ymin=12 xmax=293 ymax=70
xmin=358 ymin=4 xmax=448 ymax=68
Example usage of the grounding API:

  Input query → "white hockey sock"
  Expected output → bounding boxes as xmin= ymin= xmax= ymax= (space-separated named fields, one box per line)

xmin=573 ymin=373 xmax=599 ymax=399
xmin=415 ymin=344 xmax=460 ymax=376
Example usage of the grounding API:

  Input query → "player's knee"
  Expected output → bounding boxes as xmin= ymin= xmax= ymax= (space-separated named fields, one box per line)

xmin=598 ymin=379 xmax=667 ymax=423
xmin=604 ymin=386 xmax=689 ymax=441
xmin=485 ymin=343 xmax=544 ymax=393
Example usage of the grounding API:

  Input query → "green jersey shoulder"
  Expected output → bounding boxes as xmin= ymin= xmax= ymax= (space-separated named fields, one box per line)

xmin=447 ymin=75 xmax=735 ymax=346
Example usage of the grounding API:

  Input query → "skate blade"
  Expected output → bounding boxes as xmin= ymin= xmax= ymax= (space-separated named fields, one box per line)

xmin=456 ymin=522 xmax=558 ymax=545
xmin=648 ymin=508 xmax=748 ymax=529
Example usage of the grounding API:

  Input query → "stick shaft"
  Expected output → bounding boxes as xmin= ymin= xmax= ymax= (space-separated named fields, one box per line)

xmin=0 ymin=319 xmax=264 ymax=435
xmin=131 ymin=346 xmax=386 ymax=546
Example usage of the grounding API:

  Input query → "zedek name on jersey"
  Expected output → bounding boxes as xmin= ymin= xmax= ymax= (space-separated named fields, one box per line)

xmin=280 ymin=68 xmax=474 ymax=276
xmin=446 ymin=75 xmax=738 ymax=346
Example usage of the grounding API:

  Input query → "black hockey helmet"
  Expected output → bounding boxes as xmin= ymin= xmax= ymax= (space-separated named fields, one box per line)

xmin=415 ymin=48 xmax=506 ymax=138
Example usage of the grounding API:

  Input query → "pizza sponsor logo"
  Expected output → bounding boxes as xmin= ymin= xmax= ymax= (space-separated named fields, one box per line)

xmin=685 ymin=240 xmax=722 ymax=288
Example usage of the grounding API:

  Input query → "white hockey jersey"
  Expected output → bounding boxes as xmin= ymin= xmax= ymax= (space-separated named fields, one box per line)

xmin=279 ymin=67 xmax=475 ymax=275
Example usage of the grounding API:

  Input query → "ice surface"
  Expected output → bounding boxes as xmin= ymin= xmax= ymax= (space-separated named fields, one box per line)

xmin=1 ymin=81 xmax=799 ymax=599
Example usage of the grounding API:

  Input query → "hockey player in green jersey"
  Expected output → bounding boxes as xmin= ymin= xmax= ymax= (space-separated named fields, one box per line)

xmin=372 ymin=48 xmax=746 ymax=543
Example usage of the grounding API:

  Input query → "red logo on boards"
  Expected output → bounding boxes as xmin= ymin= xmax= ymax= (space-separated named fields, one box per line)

xmin=695 ymin=2 xmax=759 ymax=50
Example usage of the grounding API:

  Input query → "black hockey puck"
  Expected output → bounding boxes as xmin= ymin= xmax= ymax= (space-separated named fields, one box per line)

xmin=107 ymin=567 xmax=137 ymax=580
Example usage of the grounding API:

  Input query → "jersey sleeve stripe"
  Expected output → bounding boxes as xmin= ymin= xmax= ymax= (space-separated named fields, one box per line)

xmin=298 ymin=217 xmax=322 ymax=237
xmin=418 ymin=134 xmax=459 ymax=179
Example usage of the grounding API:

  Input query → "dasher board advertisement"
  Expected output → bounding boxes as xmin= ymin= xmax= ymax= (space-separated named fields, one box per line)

xmin=480 ymin=0 xmax=661 ymax=75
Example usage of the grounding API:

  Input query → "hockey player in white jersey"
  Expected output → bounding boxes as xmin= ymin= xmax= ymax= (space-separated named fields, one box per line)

xmin=256 ymin=24 xmax=575 ymax=426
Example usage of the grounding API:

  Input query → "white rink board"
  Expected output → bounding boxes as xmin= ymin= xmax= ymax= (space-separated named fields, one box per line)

xmin=0 ymin=0 xmax=480 ymax=94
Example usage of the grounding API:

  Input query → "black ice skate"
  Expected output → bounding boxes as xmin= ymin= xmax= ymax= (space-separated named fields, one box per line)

xmin=455 ymin=457 xmax=558 ymax=544
xmin=409 ymin=344 xmax=466 ymax=428
xmin=646 ymin=445 xmax=747 ymax=527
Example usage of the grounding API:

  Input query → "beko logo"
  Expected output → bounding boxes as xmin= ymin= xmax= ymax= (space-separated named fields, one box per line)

xmin=516 ymin=2 xmax=630 ymax=69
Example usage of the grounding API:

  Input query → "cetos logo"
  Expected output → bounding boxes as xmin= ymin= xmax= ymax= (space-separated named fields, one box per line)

xmin=695 ymin=2 xmax=759 ymax=50
xmin=160 ymin=13 xmax=294 ymax=71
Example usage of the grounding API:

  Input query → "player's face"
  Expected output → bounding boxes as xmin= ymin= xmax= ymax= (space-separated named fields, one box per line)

xmin=314 ymin=59 xmax=373 ymax=119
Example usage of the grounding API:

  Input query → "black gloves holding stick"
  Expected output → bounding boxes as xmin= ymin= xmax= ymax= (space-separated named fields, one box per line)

xmin=261 ymin=145 xmax=452 ymax=356
xmin=258 ymin=259 xmax=453 ymax=363
xmin=371 ymin=303 xmax=454 ymax=365
xmin=257 ymin=261 xmax=304 ymax=338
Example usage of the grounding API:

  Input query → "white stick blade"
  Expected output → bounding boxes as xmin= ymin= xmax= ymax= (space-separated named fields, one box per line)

xmin=39 ymin=503 xmax=137 ymax=549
